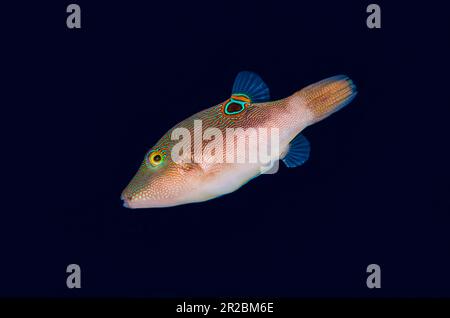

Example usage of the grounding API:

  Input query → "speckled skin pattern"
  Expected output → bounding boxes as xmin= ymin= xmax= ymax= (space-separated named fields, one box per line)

xmin=121 ymin=76 xmax=356 ymax=208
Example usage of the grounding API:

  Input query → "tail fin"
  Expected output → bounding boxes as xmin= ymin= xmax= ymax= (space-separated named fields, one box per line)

xmin=294 ymin=75 xmax=357 ymax=125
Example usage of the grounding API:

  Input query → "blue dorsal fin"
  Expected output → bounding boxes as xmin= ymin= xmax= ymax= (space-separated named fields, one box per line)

xmin=232 ymin=71 xmax=270 ymax=102
xmin=282 ymin=134 xmax=310 ymax=168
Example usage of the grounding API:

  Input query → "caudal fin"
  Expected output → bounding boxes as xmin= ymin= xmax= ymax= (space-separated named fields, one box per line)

xmin=295 ymin=75 xmax=357 ymax=125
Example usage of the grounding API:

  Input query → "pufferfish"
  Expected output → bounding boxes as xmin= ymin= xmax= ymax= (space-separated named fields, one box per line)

xmin=121 ymin=71 xmax=357 ymax=208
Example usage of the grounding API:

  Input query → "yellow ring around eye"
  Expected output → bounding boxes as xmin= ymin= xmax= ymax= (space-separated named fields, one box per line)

xmin=148 ymin=150 xmax=165 ymax=167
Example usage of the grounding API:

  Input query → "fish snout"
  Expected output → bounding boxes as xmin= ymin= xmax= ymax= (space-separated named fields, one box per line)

xmin=120 ymin=190 xmax=177 ymax=209
xmin=121 ymin=193 xmax=132 ymax=208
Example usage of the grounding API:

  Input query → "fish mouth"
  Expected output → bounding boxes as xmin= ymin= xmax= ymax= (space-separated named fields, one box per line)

xmin=121 ymin=193 xmax=132 ymax=208
xmin=120 ymin=193 xmax=179 ymax=209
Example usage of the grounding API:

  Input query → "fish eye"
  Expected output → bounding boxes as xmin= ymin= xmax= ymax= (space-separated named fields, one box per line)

xmin=148 ymin=150 xmax=165 ymax=167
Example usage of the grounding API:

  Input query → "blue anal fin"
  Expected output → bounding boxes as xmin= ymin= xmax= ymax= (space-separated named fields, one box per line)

xmin=232 ymin=71 xmax=270 ymax=102
xmin=282 ymin=134 xmax=310 ymax=168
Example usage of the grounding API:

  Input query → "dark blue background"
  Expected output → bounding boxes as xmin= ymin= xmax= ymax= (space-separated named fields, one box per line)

xmin=3 ymin=1 xmax=449 ymax=297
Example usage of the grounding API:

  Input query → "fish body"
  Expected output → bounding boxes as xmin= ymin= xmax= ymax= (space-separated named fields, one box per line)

xmin=122 ymin=72 xmax=357 ymax=208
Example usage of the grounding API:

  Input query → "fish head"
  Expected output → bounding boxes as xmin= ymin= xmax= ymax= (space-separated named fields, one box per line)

xmin=121 ymin=146 xmax=205 ymax=208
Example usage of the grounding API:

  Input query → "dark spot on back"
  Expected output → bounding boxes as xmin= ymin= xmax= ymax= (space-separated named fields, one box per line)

xmin=227 ymin=102 xmax=243 ymax=113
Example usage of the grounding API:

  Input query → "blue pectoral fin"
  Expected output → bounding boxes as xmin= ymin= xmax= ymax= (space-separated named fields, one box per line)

xmin=232 ymin=71 xmax=270 ymax=102
xmin=282 ymin=134 xmax=310 ymax=168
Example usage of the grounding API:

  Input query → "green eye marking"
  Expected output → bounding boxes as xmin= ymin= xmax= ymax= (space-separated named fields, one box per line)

xmin=224 ymin=101 xmax=245 ymax=115
xmin=224 ymin=93 xmax=251 ymax=115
